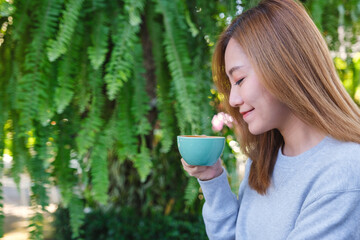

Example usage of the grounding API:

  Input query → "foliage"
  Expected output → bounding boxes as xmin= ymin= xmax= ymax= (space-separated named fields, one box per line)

xmin=0 ymin=0 xmax=359 ymax=239
xmin=53 ymin=206 xmax=208 ymax=240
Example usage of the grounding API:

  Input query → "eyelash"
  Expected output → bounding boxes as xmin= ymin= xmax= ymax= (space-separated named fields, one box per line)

xmin=235 ymin=78 xmax=244 ymax=86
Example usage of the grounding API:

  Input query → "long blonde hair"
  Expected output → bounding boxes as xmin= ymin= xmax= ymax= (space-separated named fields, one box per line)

xmin=213 ymin=0 xmax=360 ymax=194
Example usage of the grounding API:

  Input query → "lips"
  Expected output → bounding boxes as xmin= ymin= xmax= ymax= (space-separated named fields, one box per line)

xmin=240 ymin=109 xmax=254 ymax=118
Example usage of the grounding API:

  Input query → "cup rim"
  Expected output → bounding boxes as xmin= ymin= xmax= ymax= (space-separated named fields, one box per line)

xmin=178 ymin=135 xmax=225 ymax=139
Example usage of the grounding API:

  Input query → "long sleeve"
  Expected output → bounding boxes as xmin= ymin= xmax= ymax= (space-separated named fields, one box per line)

xmin=198 ymin=168 xmax=239 ymax=240
xmin=287 ymin=190 xmax=360 ymax=240
xmin=195 ymin=138 xmax=360 ymax=239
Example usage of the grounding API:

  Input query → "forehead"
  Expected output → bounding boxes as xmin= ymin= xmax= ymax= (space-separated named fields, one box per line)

xmin=224 ymin=38 xmax=249 ymax=74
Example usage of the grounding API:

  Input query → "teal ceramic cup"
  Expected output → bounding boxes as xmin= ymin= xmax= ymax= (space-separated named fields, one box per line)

xmin=177 ymin=135 xmax=225 ymax=166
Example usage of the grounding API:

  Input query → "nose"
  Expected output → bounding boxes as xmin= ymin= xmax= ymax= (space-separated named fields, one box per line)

xmin=229 ymin=87 xmax=243 ymax=108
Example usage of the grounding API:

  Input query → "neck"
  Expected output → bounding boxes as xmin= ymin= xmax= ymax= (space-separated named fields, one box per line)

xmin=279 ymin=115 xmax=326 ymax=156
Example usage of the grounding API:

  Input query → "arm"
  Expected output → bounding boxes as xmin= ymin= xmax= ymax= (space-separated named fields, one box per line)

xmin=198 ymin=169 xmax=239 ymax=240
xmin=181 ymin=158 xmax=239 ymax=239
xmin=287 ymin=190 xmax=360 ymax=240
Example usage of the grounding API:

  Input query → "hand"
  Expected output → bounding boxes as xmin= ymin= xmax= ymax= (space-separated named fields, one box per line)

xmin=181 ymin=158 xmax=223 ymax=181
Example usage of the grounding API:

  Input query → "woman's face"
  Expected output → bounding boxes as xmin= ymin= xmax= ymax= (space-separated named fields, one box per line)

xmin=224 ymin=38 xmax=292 ymax=135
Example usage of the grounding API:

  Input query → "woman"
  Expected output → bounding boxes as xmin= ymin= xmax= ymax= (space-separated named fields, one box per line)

xmin=181 ymin=0 xmax=360 ymax=239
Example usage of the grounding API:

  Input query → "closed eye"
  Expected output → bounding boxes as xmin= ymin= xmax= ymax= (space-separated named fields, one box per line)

xmin=235 ymin=78 xmax=244 ymax=86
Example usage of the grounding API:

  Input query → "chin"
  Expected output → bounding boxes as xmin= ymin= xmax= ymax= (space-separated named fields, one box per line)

xmin=248 ymin=125 xmax=270 ymax=135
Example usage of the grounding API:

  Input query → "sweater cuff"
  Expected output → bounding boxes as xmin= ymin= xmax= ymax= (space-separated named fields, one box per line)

xmin=198 ymin=167 xmax=236 ymax=205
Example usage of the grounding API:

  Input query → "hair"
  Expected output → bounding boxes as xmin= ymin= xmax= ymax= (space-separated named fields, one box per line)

xmin=212 ymin=0 xmax=360 ymax=194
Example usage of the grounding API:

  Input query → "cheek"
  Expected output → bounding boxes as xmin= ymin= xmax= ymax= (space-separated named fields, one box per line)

xmin=267 ymin=99 xmax=290 ymax=125
xmin=260 ymin=93 xmax=289 ymax=124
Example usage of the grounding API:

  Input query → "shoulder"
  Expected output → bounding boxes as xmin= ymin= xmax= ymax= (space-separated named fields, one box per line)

xmin=308 ymin=137 xmax=360 ymax=194
xmin=324 ymin=137 xmax=360 ymax=157
xmin=320 ymin=137 xmax=360 ymax=173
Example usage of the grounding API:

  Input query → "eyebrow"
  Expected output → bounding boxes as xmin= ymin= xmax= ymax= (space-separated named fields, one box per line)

xmin=227 ymin=66 xmax=243 ymax=76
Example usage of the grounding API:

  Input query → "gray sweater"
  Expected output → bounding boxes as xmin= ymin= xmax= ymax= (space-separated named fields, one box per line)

xmin=198 ymin=136 xmax=360 ymax=239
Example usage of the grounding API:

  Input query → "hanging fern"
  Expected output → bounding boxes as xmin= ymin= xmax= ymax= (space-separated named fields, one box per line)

xmin=104 ymin=14 xmax=139 ymax=100
xmin=75 ymin=100 xmax=103 ymax=156
xmin=84 ymin=0 xmax=106 ymax=12
xmin=28 ymin=209 xmax=44 ymax=240
xmin=28 ymin=125 xmax=51 ymax=209
xmin=133 ymin=136 xmax=152 ymax=182
xmin=27 ymin=124 xmax=50 ymax=240
xmin=146 ymin=2 xmax=175 ymax=153
xmin=54 ymin=28 xmax=83 ymax=114
xmin=15 ymin=0 xmax=63 ymax=129
xmin=73 ymin=36 xmax=92 ymax=114
xmin=128 ymin=42 xmax=153 ymax=180
xmin=89 ymin=130 xmax=111 ymax=204
xmin=0 ymin=45 xmax=10 ymax=131
xmin=124 ymin=0 xmax=146 ymax=26
xmin=10 ymin=113 xmax=29 ymax=187
xmin=11 ymin=0 xmax=33 ymax=41
xmin=115 ymin=84 xmax=138 ymax=161
xmin=191 ymin=44 xmax=215 ymax=135
xmin=52 ymin=112 xmax=77 ymax=206
xmin=184 ymin=177 xmax=200 ymax=209
xmin=68 ymin=194 xmax=85 ymax=239
xmin=54 ymin=60 xmax=76 ymax=114
xmin=87 ymin=10 xmax=109 ymax=70
xmin=131 ymin=43 xmax=152 ymax=136
xmin=47 ymin=0 xmax=84 ymax=62
xmin=75 ymin=71 xmax=104 ymax=157
xmin=156 ymin=0 xmax=201 ymax=134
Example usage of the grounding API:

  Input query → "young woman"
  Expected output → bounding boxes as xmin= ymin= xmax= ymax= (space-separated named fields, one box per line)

xmin=181 ymin=0 xmax=360 ymax=239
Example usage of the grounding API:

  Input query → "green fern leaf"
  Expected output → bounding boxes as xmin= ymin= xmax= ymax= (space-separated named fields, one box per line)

xmin=28 ymin=209 xmax=44 ymax=240
xmin=157 ymin=105 xmax=175 ymax=153
xmin=15 ymin=0 xmax=63 ymax=129
xmin=76 ymin=68 xmax=104 ymax=156
xmin=27 ymin=126 xmax=51 ymax=240
xmin=76 ymin=95 xmax=104 ymax=157
xmin=55 ymin=85 xmax=74 ymax=114
xmin=11 ymin=124 xmax=29 ymax=188
xmin=28 ymin=124 xmax=50 ymax=209
xmin=104 ymin=14 xmax=139 ymax=100
xmin=133 ymin=136 xmax=152 ymax=182
xmin=90 ymin=132 xmax=111 ymax=204
xmin=124 ymin=0 xmax=146 ymax=26
xmin=116 ymin=84 xmax=138 ymax=161
xmin=38 ymin=87 xmax=55 ymax=126
xmin=54 ymin=32 xmax=84 ymax=114
xmin=11 ymin=0 xmax=34 ymax=41
xmin=191 ymin=47 xmax=215 ymax=135
xmin=52 ymin=115 xmax=77 ymax=206
xmin=74 ymin=63 xmax=91 ymax=114
xmin=184 ymin=177 xmax=199 ymax=208
xmin=47 ymin=0 xmax=84 ymax=62
xmin=84 ymin=0 xmax=106 ymax=12
xmin=131 ymin=43 xmax=152 ymax=136
xmin=146 ymin=3 xmax=175 ymax=153
xmin=157 ymin=0 xmax=201 ymax=134
xmin=68 ymin=194 xmax=85 ymax=238
xmin=87 ymin=11 xmax=109 ymax=70
xmin=103 ymin=0 xmax=145 ymax=99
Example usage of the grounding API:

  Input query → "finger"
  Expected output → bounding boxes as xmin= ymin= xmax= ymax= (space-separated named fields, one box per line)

xmin=181 ymin=158 xmax=195 ymax=168
xmin=181 ymin=159 xmax=192 ymax=173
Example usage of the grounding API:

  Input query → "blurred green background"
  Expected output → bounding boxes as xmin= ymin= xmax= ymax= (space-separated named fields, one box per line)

xmin=0 ymin=0 xmax=359 ymax=239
